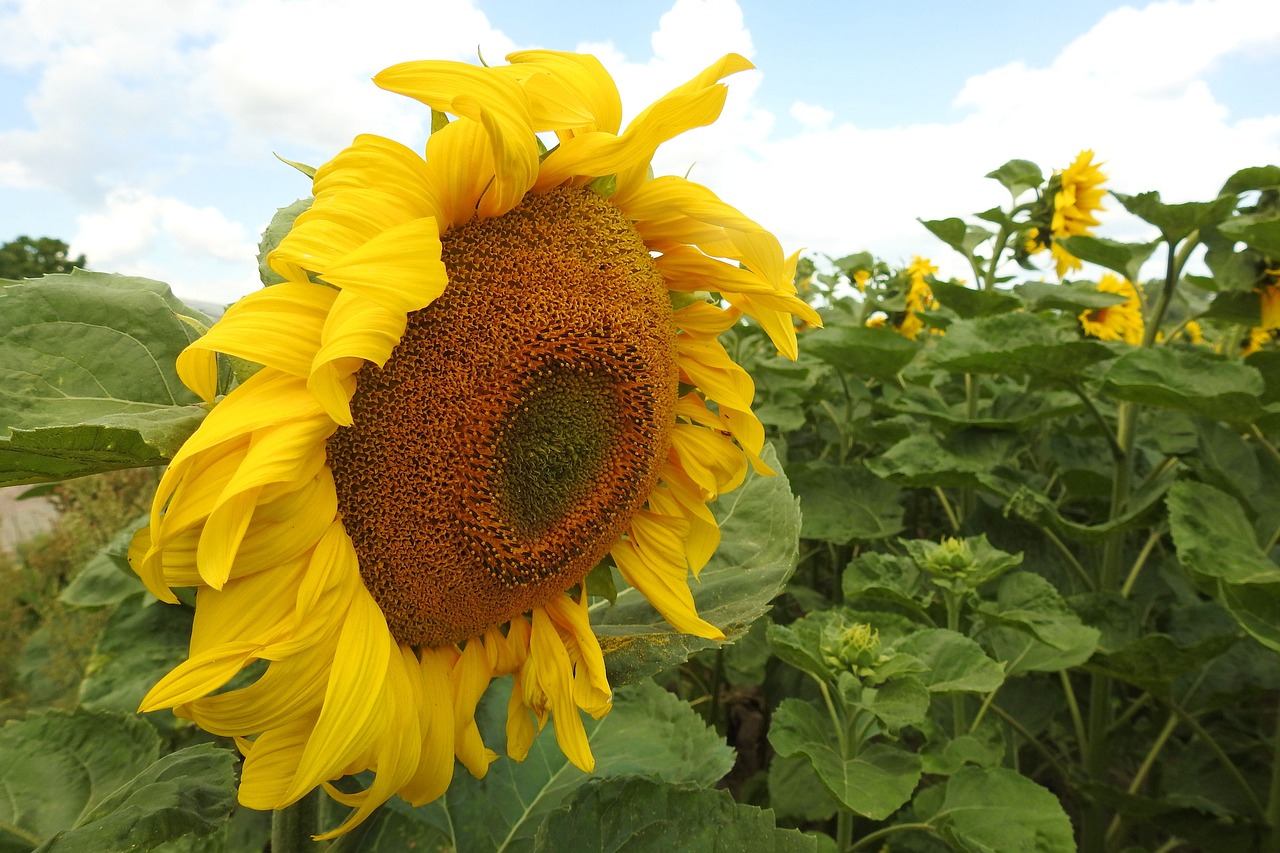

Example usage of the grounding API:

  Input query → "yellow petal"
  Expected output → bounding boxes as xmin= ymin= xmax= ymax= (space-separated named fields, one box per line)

xmin=177 ymin=283 xmax=337 ymax=402
xmin=611 ymin=537 xmax=724 ymax=641
xmin=528 ymin=606 xmax=594 ymax=772
xmin=375 ymin=60 xmax=538 ymax=217
xmin=503 ymin=50 xmax=622 ymax=136
xmin=286 ymin=592 xmax=393 ymax=802
xmin=451 ymin=637 xmax=498 ymax=778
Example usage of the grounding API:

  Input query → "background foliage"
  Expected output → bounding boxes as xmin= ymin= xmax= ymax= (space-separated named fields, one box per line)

xmin=4 ymin=159 xmax=1280 ymax=852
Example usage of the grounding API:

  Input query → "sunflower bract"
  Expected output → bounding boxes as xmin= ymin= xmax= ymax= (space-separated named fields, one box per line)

xmin=128 ymin=50 xmax=819 ymax=838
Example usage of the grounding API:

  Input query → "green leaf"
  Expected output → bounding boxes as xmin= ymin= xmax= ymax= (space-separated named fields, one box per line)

xmin=1215 ymin=581 xmax=1280 ymax=653
xmin=1219 ymin=214 xmax=1280 ymax=258
xmin=843 ymin=552 xmax=930 ymax=616
xmin=1057 ymin=235 xmax=1158 ymax=283
xmin=768 ymin=754 xmax=838 ymax=822
xmin=1112 ymin=190 xmax=1238 ymax=243
xmin=976 ymin=573 xmax=1100 ymax=674
xmin=594 ymin=444 xmax=800 ymax=685
xmin=889 ymin=388 xmax=1082 ymax=430
xmin=0 ymin=273 xmax=208 ymax=486
xmin=257 ymin=198 xmax=312 ymax=286
xmin=866 ymin=430 xmax=1019 ymax=495
xmin=1101 ymin=347 xmax=1264 ymax=422
xmin=1168 ymin=481 xmax=1280 ymax=585
xmin=803 ymin=325 xmax=920 ymax=379
xmin=1083 ymin=633 xmax=1240 ymax=696
xmin=920 ymin=218 xmax=994 ymax=257
xmin=388 ymin=678 xmax=736 ymax=853
xmin=1014 ymin=279 xmax=1130 ymax=312
xmin=1220 ymin=165 xmax=1280 ymax=196
xmin=770 ymin=699 xmax=922 ymax=819
xmin=36 ymin=744 xmax=236 ymax=853
xmin=533 ymin=777 xmax=817 ymax=852
xmin=893 ymin=629 xmax=1005 ymax=694
xmin=78 ymin=594 xmax=194 ymax=729
xmin=986 ymin=159 xmax=1043 ymax=199
xmin=767 ymin=610 xmax=840 ymax=683
xmin=930 ymin=281 xmax=1022 ymax=318
xmin=922 ymin=766 xmax=1075 ymax=853
xmin=0 ymin=709 xmax=222 ymax=853
xmin=929 ymin=312 xmax=1119 ymax=380
xmin=59 ymin=515 xmax=147 ymax=607
xmin=861 ymin=677 xmax=931 ymax=730
xmin=789 ymin=461 xmax=903 ymax=543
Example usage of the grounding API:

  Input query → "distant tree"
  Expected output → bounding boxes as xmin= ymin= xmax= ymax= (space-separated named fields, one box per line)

xmin=0 ymin=236 xmax=87 ymax=279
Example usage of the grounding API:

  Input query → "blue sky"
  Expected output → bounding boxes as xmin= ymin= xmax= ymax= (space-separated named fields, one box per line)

xmin=1 ymin=0 xmax=1278 ymax=303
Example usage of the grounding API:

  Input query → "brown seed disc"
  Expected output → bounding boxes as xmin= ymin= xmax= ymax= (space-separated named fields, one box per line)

xmin=326 ymin=186 xmax=679 ymax=647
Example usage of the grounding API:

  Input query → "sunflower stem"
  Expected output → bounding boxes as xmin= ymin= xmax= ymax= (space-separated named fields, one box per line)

xmin=272 ymin=789 xmax=319 ymax=853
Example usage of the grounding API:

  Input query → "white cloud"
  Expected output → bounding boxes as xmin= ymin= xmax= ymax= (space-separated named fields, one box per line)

xmin=3 ymin=0 xmax=1280 ymax=302
xmin=661 ymin=0 xmax=1280 ymax=281
xmin=71 ymin=188 xmax=257 ymax=303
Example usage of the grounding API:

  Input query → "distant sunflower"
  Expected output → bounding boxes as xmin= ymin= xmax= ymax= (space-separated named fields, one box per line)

xmin=1027 ymin=150 xmax=1107 ymax=278
xmin=129 ymin=51 xmax=818 ymax=837
xmin=896 ymin=256 xmax=939 ymax=340
xmin=1079 ymin=273 xmax=1144 ymax=344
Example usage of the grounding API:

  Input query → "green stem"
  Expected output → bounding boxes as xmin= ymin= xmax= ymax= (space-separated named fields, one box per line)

xmin=1266 ymin=707 xmax=1280 ymax=853
xmin=1142 ymin=237 xmax=1185 ymax=348
xmin=945 ymin=591 xmax=967 ymax=737
xmin=1040 ymin=526 xmax=1095 ymax=592
xmin=1166 ymin=703 xmax=1265 ymax=820
xmin=987 ymin=701 xmax=1070 ymax=782
xmin=1059 ymin=670 xmax=1089 ymax=761
xmin=1119 ymin=525 xmax=1166 ymax=598
xmin=933 ymin=487 xmax=962 ymax=533
xmin=1071 ymin=383 xmax=1123 ymax=462
xmin=272 ymin=790 xmax=319 ymax=853
xmin=1105 ymin=712 xmax=1179 ymax=846
xmin=848 ymin=822 xmax=934 ymax=851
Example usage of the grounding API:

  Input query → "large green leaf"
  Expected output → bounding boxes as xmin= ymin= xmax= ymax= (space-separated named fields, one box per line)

xmin=919 ymin=766 xmax=1075 ymax=853
xmin=375 ymin=678 xmax=735 ymax=853
xmin=803 ymin=325 xmax=920 ymax=379
xmin=78 ymin=594 xmax=195 ymax=729
xmin=36 ymin=744 xmax=236 ymax=853
xmin=1057 ymin=235 xmax=1158 ymax=283
xmin=976 ymin=573 xmax=1100 ymax=675
xmin=59 ymin=515 xmax=147 ymax=607
xmin=1015 ymin=279 xmax=1131 ymax=312
xmin=1168 ymin=481 xmax=1280 ymax=585
xmin=0 ymin=709 xmax=159 ymax=851
xmin=0 ymin=272 xmax=208 ymax=486
xmin=1101 ymin=347 xmax=1264 ymax=422
xmin=928 ymin=312 xmax=1118 ymax=380
xmin=866 ymin=430 xmax=1019 ymax=495
xmin=769 ymin=699 xmax=921 ymax=820
xmin=789 ymin=461 xmax=903 ymax=544
xmin=0 ymin=710 xmax=233 ymax=852
xmin=892 ymin=629 xmax=1005 ymax=694
xmin=532 ymin=777 xmax=817 ymax=852
xmin=1082 ymin=633 xmax=1240 ymax=696
xmin=593 ymin=444 xmax=800 ymax=685
xmin=930 ymin=281 xmax=1022 ymax=318
xmin=1216 ymin=214 xmax=1280 ymax=257
xmin=1111 ymin=191 xmax=1237 ymax=243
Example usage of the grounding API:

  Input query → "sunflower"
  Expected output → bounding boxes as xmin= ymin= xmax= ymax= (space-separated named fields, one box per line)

xmin=1078 ymin=273 xmax=1144 ymax=345
xmin=128 ymin=51 xmax=818 ymax=838
xmin=895 ymin=256 xmax=939 ymax=340
xmin=1026 ymin=150 xmax=1107 ymax=278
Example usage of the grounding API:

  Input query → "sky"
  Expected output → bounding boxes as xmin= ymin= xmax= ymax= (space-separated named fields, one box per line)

xmin=1 ymin=0 xmax=1279 ymax=304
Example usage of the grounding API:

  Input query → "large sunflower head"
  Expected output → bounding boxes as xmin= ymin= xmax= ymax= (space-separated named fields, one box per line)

xmin=1078 ymin=273 xmax=1144 ymax=345
xmin=127 ymin=50 xmax=818 ymax=838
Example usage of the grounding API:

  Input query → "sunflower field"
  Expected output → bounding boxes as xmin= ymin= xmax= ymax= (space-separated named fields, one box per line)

xmin=3 ymin=50 xmax=1280 ymax=853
